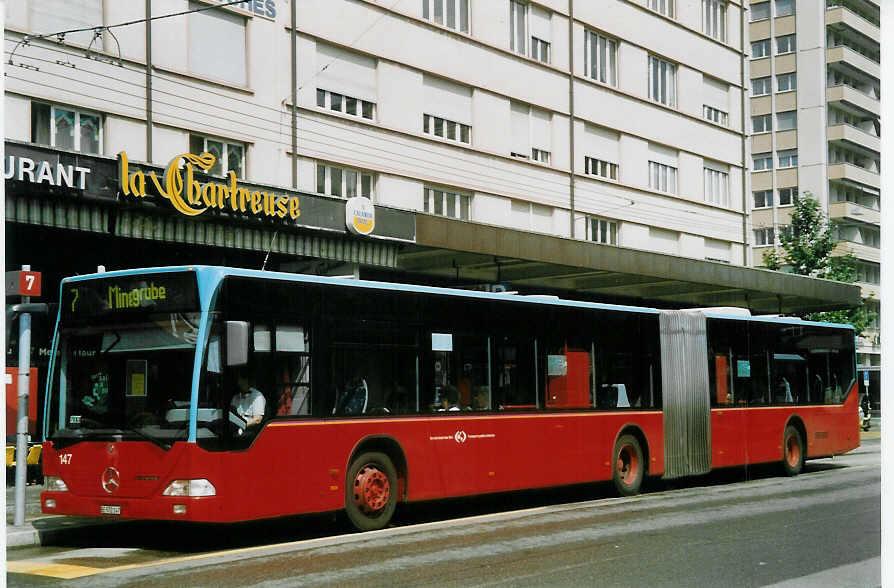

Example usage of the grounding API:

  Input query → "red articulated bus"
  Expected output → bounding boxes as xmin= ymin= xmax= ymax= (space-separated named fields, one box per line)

xmin=41 ymin=266 xmax=859 ymax=530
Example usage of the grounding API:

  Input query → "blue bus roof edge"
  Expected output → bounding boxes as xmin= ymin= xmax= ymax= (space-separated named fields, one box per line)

xmin=57 ymin=265 xmax=855 ymax=329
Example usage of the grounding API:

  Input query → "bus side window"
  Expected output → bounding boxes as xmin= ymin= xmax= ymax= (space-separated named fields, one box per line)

xmin=273 ymin=325 xmax=311 ymax=416
xmin=429 ymin=333 xmax=489 ymax=411
xmin=493 ymin=336 xmax=537 ymax=410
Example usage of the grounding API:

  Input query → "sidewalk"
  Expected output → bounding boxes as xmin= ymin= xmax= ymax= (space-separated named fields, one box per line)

xmin=5 ymin=484 xmax=122 ymax=548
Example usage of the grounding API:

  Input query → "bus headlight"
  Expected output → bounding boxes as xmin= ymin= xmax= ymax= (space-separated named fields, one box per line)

xmin=44 ymin=476 xmax=69 ymax=492
xmin=162 ymin=479 xmax=216 ymax=497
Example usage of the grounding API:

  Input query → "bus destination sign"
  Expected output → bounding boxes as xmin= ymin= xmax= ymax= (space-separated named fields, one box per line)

xmin=62 ymin=272 xmax=200 ymax=321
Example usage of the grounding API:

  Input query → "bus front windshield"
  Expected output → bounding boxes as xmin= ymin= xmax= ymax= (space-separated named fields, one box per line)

xmin=47 ymin=313 xmax=200 ymax=449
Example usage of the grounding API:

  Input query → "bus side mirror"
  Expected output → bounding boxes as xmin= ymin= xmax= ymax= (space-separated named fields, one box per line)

xmin=226 ymin=321 xmax=250 ymax=366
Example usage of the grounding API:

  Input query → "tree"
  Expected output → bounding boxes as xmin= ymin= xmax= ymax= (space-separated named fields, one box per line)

xmin=761 ymin=192 xmax=876 ymax=335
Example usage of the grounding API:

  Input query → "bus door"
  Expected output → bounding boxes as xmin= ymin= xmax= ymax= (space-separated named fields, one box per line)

xmin=706 ymin=319 xmax=750 ymax=468
xmin=659 ymin=311 xmax=712 ymax=479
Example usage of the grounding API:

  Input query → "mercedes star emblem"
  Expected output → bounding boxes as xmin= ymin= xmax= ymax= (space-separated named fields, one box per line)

xmin=101 ymin=467 xmax=121 ymax=494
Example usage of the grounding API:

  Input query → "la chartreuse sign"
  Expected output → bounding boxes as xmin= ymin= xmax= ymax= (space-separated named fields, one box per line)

xmin=118 ymin=151 xmax=300 ymax=220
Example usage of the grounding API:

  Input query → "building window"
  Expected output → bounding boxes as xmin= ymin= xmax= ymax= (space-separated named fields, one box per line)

xmin=777 ymin=149 xmax=798 ymax=168
xmin=316 ymin=89 xmax=375 ymax=121
xmin=702 ymin=0 xmax=727 ymax=41
xmin=531 ymin=148 xmax=551 ymax=164
xmin=751 ymin=39 xmax=771 ymax=58
xmin=776 ymin=72 xmax=797 ymax=92
xmin=753 ymin=190 xmax=773 ymax=208
xmin=703 ymin=105 xmax=728 ymax=126
xmin=189 ymin=134 xmax=245 ymax=178
xmin=704 ymin=167 xmax=729 ymax=207
xmin=778 ymin=186 xmax=797 ymax=205
xmin=649 ymin=161 xmax=677 ymax=194
xmin=31 ymin=102 xmax=102 ymax=154
xmin=752 ymin=114 xmax=772 ymax=133
xmin=424 ymin=114 xmax=471 ymax=144
xmin=511 ymin=101 xmax=551 ymax=165
xmin=754 ymin=227 xmax=775 ymax=246
xmin=510 ymin=0 xmax=527 ymax=56
xmin=776 ymin=110 xmax=797 ymax=131
xmin=648 ymin=56 xmax=677 ymax=107
xmin=751 ymin=1 xmax=770 ymax=21
xmin=775 ymin=0 xmax=794 ymax=17
xmin=585 ymin=31 xmax=617 ymax=86
xmin=531 ymin=37 xmax=550 ymax=63
xmin=776 ymin=34 xmax=796 ymax=55
xmin=316 ymin=163 xmax=374 ymax=199
xmin=422 ymin=0 xmax=469 ymax=33
xmin=424 ymin=186 xmax=470 ymax=220
xmin=752 ymin=76 xmax=772 ymax=96
xmin=856 ymin=262 xmax=880 ymax=285
xmin=646 ymin=0 xmax=674 ymax=18
xmin=587 ymin=217 xmax=618 ymax=245
xmin=585 ymin=156 xmax=618 ymax=180
xmin=753 ymin=152 xmax=773 ymax=171
xmin=188 ymin=1 xmax=246 ymax=86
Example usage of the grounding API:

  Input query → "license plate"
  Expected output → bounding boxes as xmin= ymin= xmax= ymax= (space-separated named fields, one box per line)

xmin=100 ymin=505 xmax=121 ymax=515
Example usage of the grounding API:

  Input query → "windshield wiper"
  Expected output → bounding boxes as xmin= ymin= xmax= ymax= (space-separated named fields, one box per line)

xmin=123 ymin=424 xmax=174 ymax=451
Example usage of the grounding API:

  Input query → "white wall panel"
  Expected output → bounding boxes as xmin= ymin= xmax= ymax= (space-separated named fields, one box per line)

xmin=376 ymin=174 xmax=421 ymax=211
xmin=472 ymin=90 xmax=510 ymax=155
xmin=378 ymin=62 xmax=423 ymax=132
xmin=4 ymin=94 xmax=30 ymax=141
xmin=104 ymin=116 xmax=145 ymax=161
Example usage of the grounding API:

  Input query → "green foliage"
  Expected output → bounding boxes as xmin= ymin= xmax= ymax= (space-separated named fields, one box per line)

xmin=763 ymin=192 xmax=875 ymax=335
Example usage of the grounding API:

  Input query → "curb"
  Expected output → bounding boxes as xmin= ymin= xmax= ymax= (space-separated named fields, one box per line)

xmin=7 ymin=516 xmax=124 ymax=549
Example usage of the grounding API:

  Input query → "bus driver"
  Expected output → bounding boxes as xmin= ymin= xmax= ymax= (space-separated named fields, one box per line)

xmin=231 ymin=370 xmax=266 ymax=431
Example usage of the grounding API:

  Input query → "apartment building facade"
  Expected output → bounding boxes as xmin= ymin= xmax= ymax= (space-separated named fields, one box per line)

xmin=5 ymin=0 xmax=752 ymax=264
xmin=746 ymin=0 xmax=880 ymax=401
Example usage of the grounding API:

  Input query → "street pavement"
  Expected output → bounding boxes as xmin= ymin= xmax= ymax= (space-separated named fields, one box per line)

xmin=4 ymin=428 xmax=882 ymax=550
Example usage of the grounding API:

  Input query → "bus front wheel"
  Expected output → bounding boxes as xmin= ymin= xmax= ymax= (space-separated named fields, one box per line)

xmin=782 ymin=426 xmax=804 ymax=476
xmin=612 ymin=434 xmax=644 ymax=496
xmin=345 ymin=452 xmax=398 ymax=531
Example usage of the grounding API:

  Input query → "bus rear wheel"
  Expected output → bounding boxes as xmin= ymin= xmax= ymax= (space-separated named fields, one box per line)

xmin=782 ymin=426 xmax=804 ymax=476
xmin=345 ymin=452 xmax=398 ymax=531
xmin=612 ymin=434 xmax=644 ymax=496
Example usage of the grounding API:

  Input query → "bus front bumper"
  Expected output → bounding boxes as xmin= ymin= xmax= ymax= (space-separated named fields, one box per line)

xmin=41 ymin=491 xmax=224 ymax=522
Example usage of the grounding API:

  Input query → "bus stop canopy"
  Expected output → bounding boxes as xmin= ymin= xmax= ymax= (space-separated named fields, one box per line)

xmin=397 ymin=215 xmax=861 ymax=315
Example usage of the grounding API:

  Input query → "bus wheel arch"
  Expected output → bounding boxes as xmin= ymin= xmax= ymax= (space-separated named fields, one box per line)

xmin=347 ymin=436 xmax=408 ymax=500
xmin=782 ymin=417 xmax=806 ymax=476
xmin=611 ymin=425 xmax=649 ymax=496
xmin=344 ymin=436 xmax=408 ymax=532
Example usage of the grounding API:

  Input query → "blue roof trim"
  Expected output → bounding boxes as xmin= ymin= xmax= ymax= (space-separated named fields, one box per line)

xmin=702 ymin=311 xmax=855 ymax=330
xmin=112 ymin=265 xmax=664 ymax=316
xmin=59 ymin=266 xmax=855 ymax=331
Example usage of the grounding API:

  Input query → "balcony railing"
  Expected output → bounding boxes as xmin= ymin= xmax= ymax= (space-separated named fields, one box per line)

xmin=826 ymin=84 xmax=880 ymax=117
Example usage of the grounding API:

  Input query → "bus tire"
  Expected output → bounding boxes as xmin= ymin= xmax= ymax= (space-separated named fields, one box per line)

xmin=345 ymin=452 xmax=398 ymax=531
xmin=612 ymin=434 xmax=644 ymax=496
xmin=782 ymin=426 xmax=804 ymax=476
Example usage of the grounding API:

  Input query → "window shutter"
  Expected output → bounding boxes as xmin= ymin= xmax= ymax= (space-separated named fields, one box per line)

xmin=530 ymin=107 xmax=551 ymax=151
xmin=702 ymin=77 xmax=728 ymax=112
xmin=316 ymin=43 xmax=378 ymax=102
xmin=511 ymin=102 xmax=530 ymax=154
xmin=583 ymin=125 xmax=620 ymax=163
xmin=188 ymin=2 xmax=246 ymax=86
xmin=423 ymin=75 xmax=472 ymax=124
xmin=529 ymin=5 xmax=551 ymax=41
